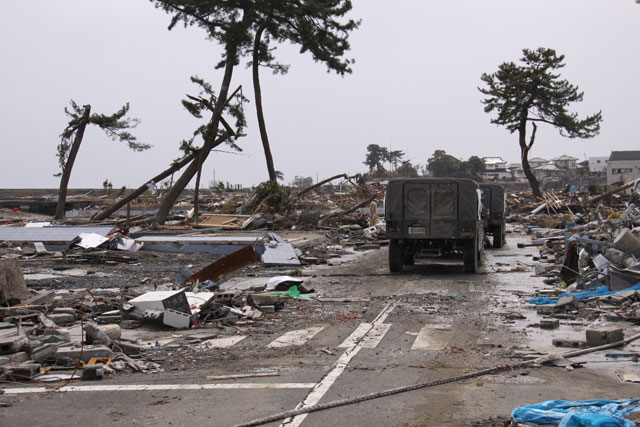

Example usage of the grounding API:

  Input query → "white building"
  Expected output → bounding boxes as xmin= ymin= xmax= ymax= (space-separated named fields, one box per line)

xmin=607 ymin=151 xmax=640 ymax=187
xmin=482 ymin=157 xmax=510 ymax=180
xmin=588 ymin=157 xmax=608 ymax=173
xmin=551 ymin=155 xmax=579 ymax=170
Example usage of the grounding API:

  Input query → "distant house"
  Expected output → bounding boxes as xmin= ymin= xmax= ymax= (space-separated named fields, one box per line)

xmin=507 ymin=163 xmax=525 ymax=180
xmin=534 ymin=163 xmax=563 ymax=181
xmin=528 ymin=157 xmax=549 ymax=169
xmin=607 ymin=151 xmax=640 ymax=186
xmin=482 ymin=157 xmax=510 ymax=180
xmin=551 ymin=155 xmax=579 ymax=170
xmin=588 ymin=156 xmax=608 ymax=173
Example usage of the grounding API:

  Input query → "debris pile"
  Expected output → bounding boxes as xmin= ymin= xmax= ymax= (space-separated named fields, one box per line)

xmin=517 ymin=182 xmax=640 ymax=350
xmin=0 ymin=245 xmax=321 ymax=384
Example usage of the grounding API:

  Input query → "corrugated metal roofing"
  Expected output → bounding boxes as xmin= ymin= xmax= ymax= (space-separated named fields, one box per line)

xmin=0 ymin=226 xmax=114 ymax=243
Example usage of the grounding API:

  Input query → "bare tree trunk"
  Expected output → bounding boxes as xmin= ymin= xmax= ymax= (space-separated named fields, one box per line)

xmin=253 ymin=25 xmax=277 ymax=182
xmin=519 ymin=121 xmax=542 ymax=199
xmin=192 ymin=149 xmax=205 ymax=221
xmin=155 ymin=56 xmax=238 ymax=225
xmin=55 ymin=105 xmax=91 ymax=220
xmin=91 ymin=149 xmax=200 ymax=221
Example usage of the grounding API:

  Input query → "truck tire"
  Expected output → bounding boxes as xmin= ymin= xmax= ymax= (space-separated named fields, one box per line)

xmin=463 ymin=239 xmax=478 ymax=273
xmin=389 ymin=239 xmax=403 ymax=272
xmin=492 ymin=225 xmax=504 ymax=249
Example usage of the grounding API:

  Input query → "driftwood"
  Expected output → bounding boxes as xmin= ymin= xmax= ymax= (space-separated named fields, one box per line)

xmin=294 ymin=173 xmax=365 ymax=200
xmin=588 ymin=178 xmax=640 ymax=205
xmin=319 ymin=193 xmax=377 ymax=225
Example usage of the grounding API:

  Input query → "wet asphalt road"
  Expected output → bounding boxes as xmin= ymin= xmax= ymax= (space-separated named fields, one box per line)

xmin=3 ymin=229 xmax=640 ymax=426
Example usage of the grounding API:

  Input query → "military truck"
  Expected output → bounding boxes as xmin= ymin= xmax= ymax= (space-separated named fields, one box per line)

xmin=479 ymin=183 xmax=506 ymax=248
xmin=384 ymin=178 xmax=483 ymax=273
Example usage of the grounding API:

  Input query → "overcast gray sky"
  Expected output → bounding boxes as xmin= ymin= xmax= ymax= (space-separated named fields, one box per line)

xmin=1 ymin=0 xmax=638 ymax=189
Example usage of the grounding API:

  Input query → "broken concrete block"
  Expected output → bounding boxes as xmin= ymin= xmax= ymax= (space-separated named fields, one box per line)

xmin=604 ymin=248 xmax=627 ymax=267
xmin=47 ymin=313 xmax=76 ymax=325
xmin=536 ymin=305 xmax=556 ymax=315
xmin=23 ymin=290 xmax=56 ymax=306
xmin=120 ymin=320 xmax=143 ymax=329
xmin=56 ymin=345 xmax=113 ymax=363
xmin=607 ymin=290 xmax=637 ymax=304
xmin=540 ymin=318 xmax=560 ymax=329
xmin=30 ymin=344 xmax=57 ymax=363
xmin=0 ymin=335 xmax=26 ymax=355
xmin=2 ymin=362 xmax=41 ymax=380
xmin=586 ymin=326 xmax=624 ymax=347
xmin=614 ymin=229 xmax=640 ymax=258
xmin=0 ymin=258 xmax=29 ymax=305
xmin=52 ymin=307 xmax=76 ymax=316
xmin=552 ymin=338 xmax=588 ymax=348
xmin=535 ymin=264 xmax=555 ymax=275
xmin=40 ymin=327 xmax=71 ymax=343
xmin=9 ymin=352 xmax=29 ymax=362
xmin=81 ymin=363 xmax=104 ymax=380
xmin=99 ymin=324 xmax=121 ymax=341
xmin=555 ymin=296 xmax=576 ymax=309
xmin=85 ymin=322 xmax=111 ymax=345
xmin=114 ymin=341 xmax=144 ymax=355
xmin=260 ymin=305 xmax=276 ymax=313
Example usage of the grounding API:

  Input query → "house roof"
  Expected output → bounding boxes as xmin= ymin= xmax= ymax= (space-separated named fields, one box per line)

xmin=508 ymin=163 xmax=522 ymax=170
xmin=551 ymin=155 xmax=578 ymax=161
xmin=482 ymin=157 xmax=506 ymax=164
xmin=609 ymin=151 xmax=640 ymax=161
xmin=537 ymin=164 xmax=561 ymax=171
xmin=529 ymin=157 xmax=549 ymax=163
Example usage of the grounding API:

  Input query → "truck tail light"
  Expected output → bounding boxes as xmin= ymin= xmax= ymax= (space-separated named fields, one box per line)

xmin=388 ymin=227 xmax=399 ymax=232
xmin=462 ymin=227 xmax=474 ymax=233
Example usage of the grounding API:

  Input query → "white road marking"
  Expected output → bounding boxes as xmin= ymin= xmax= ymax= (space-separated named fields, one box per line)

xmin=338 ymin=323 xmax=392 ymax=349
xmin=411 ymin=326 xmax=451 ymax=350
xmin=268 ymin=326 xmax=325 ymax=348
xmin=2 ymin=382 xmax=316 ymax=395
xmin=281 ymin=302 xmax=397 ymax=427
xmin=199 ymin=336 xmax=246 ymax=348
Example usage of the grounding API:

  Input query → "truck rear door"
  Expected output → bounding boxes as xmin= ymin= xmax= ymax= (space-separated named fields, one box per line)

xmin=431 ymin=182 xmax=458 ymax=238
xmin=404 ymin=182 xmax=430 ymax=237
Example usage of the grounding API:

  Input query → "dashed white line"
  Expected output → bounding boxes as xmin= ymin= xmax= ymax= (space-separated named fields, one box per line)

xmin=199 ymin=336 xmax=247 ymax=348
xmin=281 ymin=302 xmax=397 ymax=427
xmin=268 ymin=326 xmax=325 ymax=348
xmin=338 ymin=323 xmax=392 ymax=349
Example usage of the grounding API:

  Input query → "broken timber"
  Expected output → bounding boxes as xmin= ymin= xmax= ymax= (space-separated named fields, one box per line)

xmin=184 ymin=246 xmax=258 ymax=284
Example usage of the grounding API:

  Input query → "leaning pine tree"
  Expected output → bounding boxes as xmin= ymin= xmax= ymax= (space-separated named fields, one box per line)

xmin=478 ymin=47 xmax=602 ymax=198
xmin=55 ymin=101 xmax=149 ymax=219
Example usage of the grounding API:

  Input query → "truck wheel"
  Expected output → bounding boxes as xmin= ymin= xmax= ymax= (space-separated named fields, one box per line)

xmin=493 ymin=225 xmax=504 ymax=249
xmin=463 ymin=239 xmax=478 ymax=273
xmin=389 ymin=239 xmax=403 ymax=272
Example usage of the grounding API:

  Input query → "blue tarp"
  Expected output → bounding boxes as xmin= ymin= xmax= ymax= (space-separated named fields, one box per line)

xmin=529 ymin=283 xmax=640 ymax=305
xmin=511 ymin=398 xmax=640 ymax=426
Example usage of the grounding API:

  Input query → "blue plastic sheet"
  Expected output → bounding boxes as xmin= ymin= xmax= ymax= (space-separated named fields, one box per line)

xmin=529 ymin=283 xmax=640 ymax=305
xmin=511 ymin=398 xmax=640 ymax=426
